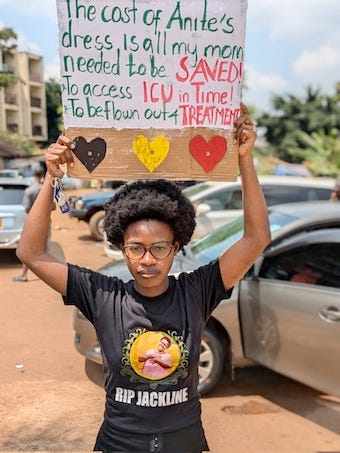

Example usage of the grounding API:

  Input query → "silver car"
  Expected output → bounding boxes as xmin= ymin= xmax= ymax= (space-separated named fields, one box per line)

xmin=0 ymin=178 xmax=30 ymax=249
xmin=73 ymin=201 xmax=340 ymax=396
xmin=183 ymin=176 xmax=335 ymax=239
xmin=103 ymin=176 xmax=334 ymax=258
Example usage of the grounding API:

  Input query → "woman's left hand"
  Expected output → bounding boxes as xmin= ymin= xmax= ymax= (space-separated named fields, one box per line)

xmin=234 ymin=103 xmax=257 ymax=158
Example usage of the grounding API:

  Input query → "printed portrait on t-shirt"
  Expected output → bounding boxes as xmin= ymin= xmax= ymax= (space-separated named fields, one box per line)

xmin=130 ymin=331 xmax=180 ymax=380
xmin=120 ymin=328 xmax=189 ymax=389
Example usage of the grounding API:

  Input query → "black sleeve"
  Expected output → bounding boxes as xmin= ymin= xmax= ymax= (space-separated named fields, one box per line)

xmin=62 ymin=263 xmax=119 ymax=324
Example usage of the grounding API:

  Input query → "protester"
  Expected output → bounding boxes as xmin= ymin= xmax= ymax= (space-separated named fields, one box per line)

xmin=16 ymin=103 xmax=270 ymax=452
xmin=329 ymin=178 xmax=340 ymax=202
xmin=12 ymin=167 xmax=45 ymax=282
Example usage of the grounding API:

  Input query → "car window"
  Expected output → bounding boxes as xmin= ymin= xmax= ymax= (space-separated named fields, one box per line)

xmin=259 ymin=243 xmax=340 ymax=289
xmin=262 ymin=186 xmax=332 ymax=205
xmin=189 ymin=210 xmax=297 ymax=264
xmin=198 ymin=189 xmax=243 ymax=211
xmin=200 ymin=191 xmax=231 ymax=210
xmin=312 ymin=188 xmax=333 ymax=200
xmin=0 ymin=188 xmax=25 ymax=204
xmin=183 ymin=182 xmax=213 ymax=198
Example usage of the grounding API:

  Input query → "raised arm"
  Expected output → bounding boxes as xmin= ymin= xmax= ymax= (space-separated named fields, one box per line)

xmin=219 ymin=104 xmax=271 ymax=290
xmin=16 ymin=136 xmax=75 ymax=296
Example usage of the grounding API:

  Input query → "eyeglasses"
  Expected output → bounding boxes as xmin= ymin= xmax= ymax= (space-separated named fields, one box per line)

xmin=122 ymin=242 xmax=174 ymax=260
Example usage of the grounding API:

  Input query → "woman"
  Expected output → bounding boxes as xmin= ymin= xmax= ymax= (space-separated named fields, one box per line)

xmin=16 ymin=104 xmax=270 ymax=452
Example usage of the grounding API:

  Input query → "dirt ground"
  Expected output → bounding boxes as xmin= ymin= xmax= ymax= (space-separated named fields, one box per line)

xmin=1 ymin=188 xmax=340 ymax=452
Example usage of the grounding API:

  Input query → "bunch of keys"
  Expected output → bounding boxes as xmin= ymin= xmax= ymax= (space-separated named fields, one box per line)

xmin=52 ymin=177 xmax=70 ymax=214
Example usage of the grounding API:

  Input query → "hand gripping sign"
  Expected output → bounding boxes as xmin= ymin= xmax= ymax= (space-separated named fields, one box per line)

xmin=56 ymin=0 xmax=248 ymax=181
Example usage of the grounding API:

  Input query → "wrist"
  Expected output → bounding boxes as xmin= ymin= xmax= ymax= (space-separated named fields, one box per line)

xmin=239 ymin=153 xmax=255 ymax=168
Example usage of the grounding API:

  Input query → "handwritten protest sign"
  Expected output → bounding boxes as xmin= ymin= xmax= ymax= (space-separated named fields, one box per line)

xmin=56 ymin=0 xmax=248 ymax=180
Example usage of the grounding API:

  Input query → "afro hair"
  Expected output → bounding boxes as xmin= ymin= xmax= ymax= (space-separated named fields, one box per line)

xmin=104 ymin=179 xmax=196 ymax=249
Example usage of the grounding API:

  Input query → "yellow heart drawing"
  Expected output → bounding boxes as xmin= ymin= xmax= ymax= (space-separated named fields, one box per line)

xmin=133 ymin=135 xmax=170 ymax=172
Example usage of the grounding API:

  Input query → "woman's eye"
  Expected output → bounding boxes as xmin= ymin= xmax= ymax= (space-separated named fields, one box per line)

xmin=131 ymin=246 xmax=143 ymax=252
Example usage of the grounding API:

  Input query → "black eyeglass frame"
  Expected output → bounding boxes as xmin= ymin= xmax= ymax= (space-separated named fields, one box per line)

xmin=122 ymin=241 xmax=175 ymax=260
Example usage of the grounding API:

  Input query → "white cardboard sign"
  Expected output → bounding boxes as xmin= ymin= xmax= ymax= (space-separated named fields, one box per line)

xmin=56 ymin=0 xmax=248 ymax=180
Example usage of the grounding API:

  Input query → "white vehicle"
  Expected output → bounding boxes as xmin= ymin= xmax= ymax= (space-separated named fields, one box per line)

xmin=104 ymin=176 xmax=334 ymax=259
xmin=183 ymin=176 xmax=334 ymax=239
xmin=0 ymin=178 xmax=30 ymax=249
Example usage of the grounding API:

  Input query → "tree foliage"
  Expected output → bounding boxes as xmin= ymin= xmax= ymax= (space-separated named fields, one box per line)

xmin=0 ymin=27 xmax=17 ymax=49
xmin=0 ymin=72 xmax=18 ymax=88
xmin=0 ymin=27 xmax=20 ymax=88
xmin=0 ymin=129 xmax=37 ymax=154
xmin=45 ymin=78 xmax=64 ymax=144
xmin=257 ymin=84 xmax=340 ymax=176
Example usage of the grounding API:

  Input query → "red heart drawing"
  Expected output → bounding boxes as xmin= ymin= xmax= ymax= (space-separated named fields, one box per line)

xmin=189 ymin=135 xmax=227 ymax=172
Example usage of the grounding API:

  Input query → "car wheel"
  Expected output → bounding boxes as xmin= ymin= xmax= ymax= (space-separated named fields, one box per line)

xmin=198 ymin=327 xmax=225 ymax=395
xmin=89 ymin=210 xmax=105 ymax=241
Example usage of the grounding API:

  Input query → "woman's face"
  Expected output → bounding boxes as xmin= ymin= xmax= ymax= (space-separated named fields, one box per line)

xmin=122 ymin=219 xmax=179 ymax=297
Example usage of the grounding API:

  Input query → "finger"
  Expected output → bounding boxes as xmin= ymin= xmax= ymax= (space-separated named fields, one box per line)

xmin=57 ymin=135 xmax=75 ymax=148
xmin=242 ymin=123 xmax=257 ymax=133
xmin=48 ymin=140 xmax=74 ymax=166
xmin=234 ymin=113 xmax=253 ymax=130
xmin=235 ymin=124 xmax=257 ymax=144
xmin=240 ymin=102 xmax=248 ymax=115
xmin=234 ymin=119 xmax=254 ymax=137
xmin=46 ymin=146 xmax=68 ymax=166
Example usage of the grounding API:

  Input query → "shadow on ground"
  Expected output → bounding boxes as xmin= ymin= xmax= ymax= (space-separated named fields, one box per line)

xmin=206 ymin=365 xmax=340 ymax=437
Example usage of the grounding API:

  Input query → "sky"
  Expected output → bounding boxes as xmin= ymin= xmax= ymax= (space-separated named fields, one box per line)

xmin=1 ymin=0 xmax=340 ymax=113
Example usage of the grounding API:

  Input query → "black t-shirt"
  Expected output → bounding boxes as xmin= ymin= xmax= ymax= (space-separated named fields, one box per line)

xmin=64 ymin=259 xmax=231 ymax=434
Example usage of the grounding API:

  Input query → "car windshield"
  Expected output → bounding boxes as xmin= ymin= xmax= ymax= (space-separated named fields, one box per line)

xmin=182 ymin=182 xmax=214 ymax=198
xmin=188 ymin=211 xmax=297 ymax=264
xmin=0 ymin=188 xmax=25 ymax=205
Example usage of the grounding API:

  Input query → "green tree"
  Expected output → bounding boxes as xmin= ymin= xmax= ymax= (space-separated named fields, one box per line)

xmin=291 ymin=129 xmax=340 ymax=176
xmin=0 ymin=27 xmax=20 ymax=88
xmin=256 ymin=84 xmax=340 ymax=176
xmin=45 ymin=78 xmax=63 ymax=143
xmin=0 ymin=129 xmax=37 ymax=154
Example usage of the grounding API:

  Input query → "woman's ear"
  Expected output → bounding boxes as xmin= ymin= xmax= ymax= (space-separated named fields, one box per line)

xmin=173 ymin=242 xmax=180 ymax=254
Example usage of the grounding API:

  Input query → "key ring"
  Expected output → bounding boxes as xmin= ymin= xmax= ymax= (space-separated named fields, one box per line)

xmin=51 ymin=177 xmax=59 ymax=188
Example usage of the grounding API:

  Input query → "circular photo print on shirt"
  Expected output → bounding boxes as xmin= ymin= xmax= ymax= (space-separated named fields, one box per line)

xmin=130 ymin=331 xmax=181 ymax=380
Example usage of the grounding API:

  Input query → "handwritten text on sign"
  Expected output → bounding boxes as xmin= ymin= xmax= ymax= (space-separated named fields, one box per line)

xmin=57 ymin=0 xmax=247 ymax=130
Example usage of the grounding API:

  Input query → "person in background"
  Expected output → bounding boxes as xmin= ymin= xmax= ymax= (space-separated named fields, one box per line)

xmin=329 ymin=178 xmax=340 ymax=202
xmin=16 ymin=104 xmax=271 ymax=452
xmin=12 ymin=168 xmax=45 ymax=282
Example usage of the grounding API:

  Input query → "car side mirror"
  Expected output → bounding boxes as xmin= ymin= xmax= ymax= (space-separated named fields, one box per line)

xmin=196 ymin=202 xmax=212 ymax=216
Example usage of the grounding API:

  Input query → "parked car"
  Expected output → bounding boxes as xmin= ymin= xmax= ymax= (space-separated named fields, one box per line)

xmin=73 ymin=201 xmax=340 ymax=396
xmin=182 ymin=176 xmax=335 ymax=239
xmin=0 ymin=169 xmax=21 ymax=178
xmin=0 ymin=177 xmax=31 ymax=249
xmin=62 ymin=176 xmax=86 ymax=190
xmin=68 ymin=191 xmax=116 ymax=241
xmin=69 ymin=181 xmax=198 ymax=241
xmin=103 ymin=176 xmax=335 ymax=259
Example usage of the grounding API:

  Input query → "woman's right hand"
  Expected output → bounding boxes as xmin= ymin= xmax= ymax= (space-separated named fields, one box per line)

xmin=45 ymin=135 xmax=75 ymax=178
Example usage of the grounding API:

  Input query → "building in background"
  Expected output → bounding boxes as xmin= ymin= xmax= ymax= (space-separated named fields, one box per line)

xmin=0 ymin=47 xmax=47 ymax=144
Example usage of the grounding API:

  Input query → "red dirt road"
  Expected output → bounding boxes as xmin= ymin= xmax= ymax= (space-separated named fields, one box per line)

xmin=1 ymin=193 xmax=340 ymax=452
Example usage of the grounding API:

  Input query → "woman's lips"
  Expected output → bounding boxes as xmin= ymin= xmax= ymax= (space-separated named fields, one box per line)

xmin=138 ymin=268 xmax=158 ymax=278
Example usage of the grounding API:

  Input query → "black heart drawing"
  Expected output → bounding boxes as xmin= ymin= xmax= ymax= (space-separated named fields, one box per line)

xmin=73 ymin=136 xmax=107 ymax=172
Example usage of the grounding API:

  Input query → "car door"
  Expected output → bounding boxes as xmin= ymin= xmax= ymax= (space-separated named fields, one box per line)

xmin=239 ymin=229 xmax=340 ymax=396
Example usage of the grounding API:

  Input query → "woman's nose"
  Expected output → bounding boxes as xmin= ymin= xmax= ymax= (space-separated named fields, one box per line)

xmin=140 ymin=249 xmax=157 ymax=264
